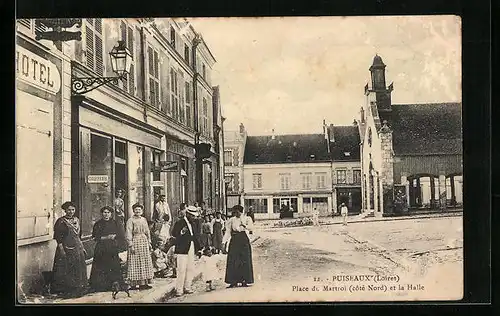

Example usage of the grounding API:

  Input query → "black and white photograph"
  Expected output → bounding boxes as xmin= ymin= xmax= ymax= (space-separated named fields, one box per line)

xmin=16 ymin=15 xmax=463 ymax=303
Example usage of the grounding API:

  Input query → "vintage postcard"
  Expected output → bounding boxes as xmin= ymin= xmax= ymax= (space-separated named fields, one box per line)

xmin=16 ymin=16 xmax=462 ymax=304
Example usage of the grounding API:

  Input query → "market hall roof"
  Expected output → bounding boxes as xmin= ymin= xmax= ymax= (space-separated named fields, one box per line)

xmin=378 ymin=102 xmax=462 ymax=156
xmin=243 ymin=134 xmax=330 ymax=164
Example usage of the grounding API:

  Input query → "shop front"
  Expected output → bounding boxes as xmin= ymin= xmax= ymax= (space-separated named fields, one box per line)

xmin=336 ymin=187 xmax=362 ymax=214
xmin=72 ymin=97 xmax=165 ymax=260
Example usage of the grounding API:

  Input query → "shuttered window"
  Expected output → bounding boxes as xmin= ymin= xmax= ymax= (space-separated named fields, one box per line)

xmin=185 ymin=81 xmax=192 ymax=128
xmin=84 ymin=18 xmax=104 ymax=75
xmin=170 ymin=69 xmax=178 ymax=119
xmin=179 ymin=72 xmax=185 ymax=124
xmin=17 ymin=19 xmax=48 ymax=35
xmin=148 ymin=45 xmax=160 ymax=109
xmin=119 ymin=21 xmax=136 ymax=95
xmin=202 ymin=98 xmax=209 ymax=136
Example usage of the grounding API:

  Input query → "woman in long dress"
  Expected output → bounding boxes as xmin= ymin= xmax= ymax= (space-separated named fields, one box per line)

xmin=224 ymin=205 xmax=254 ymax=288
xmin=126 ymin=203 xmax=155 ymax=290
xmin=89 ymin=206 xmax=126 ymax=292
xmin=52 ymin=201 xmax=88 ymax=298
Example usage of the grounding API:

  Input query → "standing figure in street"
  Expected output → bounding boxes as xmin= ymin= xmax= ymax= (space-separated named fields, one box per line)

xmin=211 ymin=211 xmax=225 ymax=254
xmin=340 ymin=202 xmax=349 ymax=226
xmin=224 ymin=205 xmax=254 ymax=288
xmin=51 ymin=201 xmax=88 ymax=298
xmin=89 ymin=206 xmax=127 ymax=292
xmin=247 ymin=206 xmax=255 ymax=223
xmin=114 ymin=189 xmax=126 ymax=228
xmin=200 ymin=247 xmax=218 ymax=291
xmin=312 ymin=207 xmax=319 ymax=226
xmin=201 ymin=214 xmax=213 ymax=248
xmin=152 ymin=194 xmax=172 ymax=247
xmin=126 ymin=203 xmax=155 ymax=290
xmin=171 ymin=206 xmax=202 ymax=297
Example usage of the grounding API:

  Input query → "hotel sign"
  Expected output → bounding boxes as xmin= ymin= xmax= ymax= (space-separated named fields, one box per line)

xmin=87 ymin=175 xmax=109 ymax=183
xmin=160 ymin=161 xmax=179 ymax=172
xmin=167 ymin=139 xmax=195 ymax=158
xmin=16 ymin=46 xmax=61 ymax=94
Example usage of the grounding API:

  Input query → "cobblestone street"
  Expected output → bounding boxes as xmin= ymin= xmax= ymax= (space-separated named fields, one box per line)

xmin=164 ymin=215 xmax=463 ymax=303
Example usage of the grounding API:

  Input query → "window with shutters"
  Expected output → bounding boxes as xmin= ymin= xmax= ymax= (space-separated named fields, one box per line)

xmin=17 ymin=19 xmax=49 ymax=37
xmin=170 ymin=26 xmax=176 ymax=47
xmin=148 ymin=46 xmax=160 ymax=109
xmin=252 ymin=173 xmax=262 ymax=190
xmin=119 ymin=21 xmax=136 ymax=96
xmin=84 ymin=18 xmax=104 ymax=75
xmin=179 ymin=72 xmax=185 ymax=124
xmin=316 ymin=172 xmax=327 ymax=188
xmin=184 ymin=44 xmax=190 ymax=65
xmin=185 ymin=81 xmax=192 ymax=128
xmin=202 ymin=98 xmax=209 ymax=137
xmin=224 ymin=150 xmax=233 ymax=167
xmin=279 ymin=173 xmax=291 ymax=190
xmin=336 ymin=170 xmax=347 ymax=184
xmin=301 ymin=173 xmax=312 ymax=190
xmin=170 ymin=69 xmax=179 ymax=119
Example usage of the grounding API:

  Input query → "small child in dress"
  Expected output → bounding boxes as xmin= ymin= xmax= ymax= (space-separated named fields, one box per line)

xmin=165 ymin=243 xmax=177 ymax=278
xmin=152 ymin=241 xmax=169 ymax=278
xmin=200 ymin=247 xmax=218 ymax=291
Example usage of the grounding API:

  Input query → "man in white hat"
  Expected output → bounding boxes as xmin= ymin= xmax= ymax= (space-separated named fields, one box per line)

xmin=171 ymin=205 xmax=202 ymax=296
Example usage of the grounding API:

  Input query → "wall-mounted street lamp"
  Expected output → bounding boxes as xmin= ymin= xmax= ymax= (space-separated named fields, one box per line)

xmin=72 ymin=40 xmax=133 ymax=95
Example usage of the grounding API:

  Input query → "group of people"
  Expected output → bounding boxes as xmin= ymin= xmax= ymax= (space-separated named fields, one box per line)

xmin=48 ymin=195 xmax=256 ymax=299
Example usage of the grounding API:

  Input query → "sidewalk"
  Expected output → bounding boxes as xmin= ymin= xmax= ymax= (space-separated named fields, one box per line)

xmin=255 ymin=209 xmax=463 ymax=231
xmin=20 ymin=235 xmax=261 ymax=304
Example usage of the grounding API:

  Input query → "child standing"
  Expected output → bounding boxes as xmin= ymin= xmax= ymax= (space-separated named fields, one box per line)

xmin=201 ymin=215 xmax=212 ymax=248
xmin=200 ymin=247 xmax=218 ymax=291
xmin=152 ymin=241 xmax=169 ymax=278
xmin=165 ymin=243 xmax=177 ymax=278
xmin=211 ymin=211 xmax=225 ymax=254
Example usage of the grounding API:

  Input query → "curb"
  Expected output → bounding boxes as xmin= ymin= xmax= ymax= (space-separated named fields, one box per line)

xmin=155 ymin=235 xmax=262 ymax=303
xmin=258 ymin=212 xmax=462 ymax=232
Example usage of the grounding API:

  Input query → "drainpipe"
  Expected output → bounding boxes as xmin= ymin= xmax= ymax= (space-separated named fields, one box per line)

xmin=192 ymin=33 xmax=203 ymax=204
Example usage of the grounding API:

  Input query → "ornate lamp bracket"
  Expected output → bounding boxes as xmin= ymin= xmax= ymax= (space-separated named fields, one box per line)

xmin=71 ymin=76 xmax=122 ymax=95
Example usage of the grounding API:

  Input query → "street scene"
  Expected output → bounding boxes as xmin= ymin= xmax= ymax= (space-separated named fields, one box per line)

xmin=16 ymin=16 xmax=462 ymax=304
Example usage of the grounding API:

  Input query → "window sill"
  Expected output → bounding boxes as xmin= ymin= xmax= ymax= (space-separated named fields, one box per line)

xmin=17 ymin=235 xmax=52 ymax=247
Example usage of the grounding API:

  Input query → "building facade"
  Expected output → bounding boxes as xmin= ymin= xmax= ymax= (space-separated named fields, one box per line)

xmin=223 ymin=123 xmax=247 ymax=210
xmin=327 ymin=124 xmax=363 ymax=214
xmin=358 ymin=55 xmax=463 ymax=217
xmin=242 ymin=133 xmax=334 ymax=220
xmin=16 ymin=18 xmax=221 ymax=295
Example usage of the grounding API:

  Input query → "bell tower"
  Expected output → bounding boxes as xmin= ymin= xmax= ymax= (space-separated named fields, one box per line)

xmin=367 ymin=54 xmax=393 ymax=112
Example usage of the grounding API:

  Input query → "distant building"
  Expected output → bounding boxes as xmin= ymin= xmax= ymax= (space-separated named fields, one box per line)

xmin=223 ymin=123 xmax=247 ymax=211
xmin=242 ymin=131 xmax=334 ymax=220
xmin=358 ymin=54 xmax=463 ymax=216
xmin=327 ymin=124 xmax=362 ymax=214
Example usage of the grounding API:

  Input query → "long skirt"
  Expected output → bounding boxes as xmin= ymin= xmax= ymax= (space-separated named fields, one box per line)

xmin=89 ymin=240 xmax=122 ymax=292
xmin=212 ymin=222 xmax=224 ymax=251
xmin=52 ymin=242 xmax=88 ymax=295
xmin=127 ymin=234 xmax=154 ymax=287
xmin=225 ymin=231 xmax=254 ymax=284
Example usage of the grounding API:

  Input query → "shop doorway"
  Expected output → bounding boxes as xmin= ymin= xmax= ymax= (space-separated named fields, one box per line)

xmin=114 ymin=139 xmax=128 ymax=222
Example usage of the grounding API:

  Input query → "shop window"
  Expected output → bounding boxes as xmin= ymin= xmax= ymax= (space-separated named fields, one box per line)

xmin=244 ymin=198 xmax=268 ymax=214
xmin=152 ymin=150 xmax=161 ymax=181
xmin=180 ymin=157 xmax=188 ymax=203
xmin=272 ymin=198 xmax=297 ymax=213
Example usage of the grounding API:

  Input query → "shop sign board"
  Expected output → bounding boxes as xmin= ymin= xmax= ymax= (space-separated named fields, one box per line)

xmin=16 ymin=46 xmax=61 ymax=94
xmin=160 ymin=161 xmax=178 ymax=172
xmin=87 ymin=175 xmax=109 ymax=183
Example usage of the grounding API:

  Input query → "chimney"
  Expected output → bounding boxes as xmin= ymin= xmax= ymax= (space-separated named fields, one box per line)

xmin=353 ymin=120 xmax=358 ymax=126
xmin=239 ymin=123 xmax=245 ymax=134
xmin=329 ymin=124 xmax=335 ymax=142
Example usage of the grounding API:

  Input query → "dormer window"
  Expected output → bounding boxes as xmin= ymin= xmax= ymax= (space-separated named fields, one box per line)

xmin=286 ymin=155 xmax=292 ymax=161
xmin=310 ymin=154 xmax=315 ymax=160
xmin=344 ymin=152 xmax=351 ymax=157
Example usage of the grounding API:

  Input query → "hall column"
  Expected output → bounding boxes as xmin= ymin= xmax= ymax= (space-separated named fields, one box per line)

xmin=438 ymin=173 xmax=447 ymax=210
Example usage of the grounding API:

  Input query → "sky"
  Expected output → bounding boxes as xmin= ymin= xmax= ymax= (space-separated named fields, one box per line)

xmin=189 ymin=16 xmax=461 ymax=136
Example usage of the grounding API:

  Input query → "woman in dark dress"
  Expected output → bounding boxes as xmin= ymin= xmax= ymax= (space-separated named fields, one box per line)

xmin=89 ymin=206 xmax=126 ymax=292
xmin=224 ymin=205 xmax=254 ymax=288
xmin=52 ymin=201 xmax=88 ymax=298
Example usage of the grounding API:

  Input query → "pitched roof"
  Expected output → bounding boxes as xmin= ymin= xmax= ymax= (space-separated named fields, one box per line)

xmin=328 ymin=126 xmax=361 ymax=161
xmin=378 ymin=102 xmax=462 ymax=155
xmin=243 ymin=134 xmax=330 ymax=164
